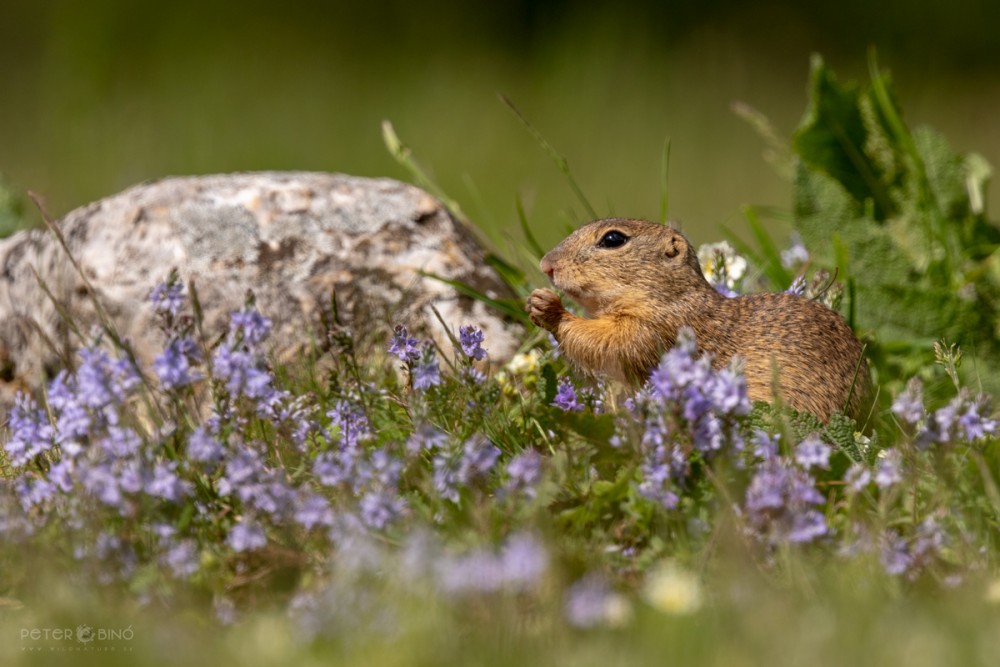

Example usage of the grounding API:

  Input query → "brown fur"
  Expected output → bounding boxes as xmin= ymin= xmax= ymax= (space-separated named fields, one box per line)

xmin=527 ymin=218 xmax=873 ymax=422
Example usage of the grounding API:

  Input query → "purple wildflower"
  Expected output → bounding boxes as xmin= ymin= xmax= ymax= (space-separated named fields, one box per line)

xmin=327 ymin=400 xmax=371 ymax=449
xmin=552 ymin=377 xmax=585 ymax=412
xmin=639 ymin=460 xmax=680 ymax=510
xmin=564 ymin=575 xmax=620 ymax=628
xmin=578 ymin=383 xmax=606 ymax=414
xmin=786 ymin=276 xmax=807 ymax=296
xmin=433 ymin=435 xmax=500 ymax=504
xmin=460 ymin=435 xmax=501 ymax=479
xmin=293 ymin=493 xmax=334 ymax=530
xmin=75 ymin=347 xmax=139 ymax=409
xmin=845 ymin=463 xmax=871 ymax=492
xmin=497 ymin=533 xmax=549 ymax=589
xmin=958 ymin=394 xmax=998 ymax=441
xmin=909 ymin=517 xmax=947 ymax=573
xmin=406 ymin=423 xmax=449 ymax=457
xmin=153 ymin=337 xmax=203 ymax=390
xmin=892 ymin=377 xmax=924 ymax=426
xmin=928 ymin=397 xmax=962 ymax=444
xmin=229 ymin=309 xmax=272 ymax=349
xmin=48 ymin=372 xmax=91 ymax=450
xmin=145 ymin=461 xmax=192 ymax=503
xmin=14 ymin=475 xmax=57 ymax=510
xmin=462 ymin=366 xmax=487 ymax=385
xmin=264 ymin=393 xmax=319 ymax=450
xmin=877 ymin=518 xmax=947 ymax=579
xmin=212 ymin=345 xmax=275 ymax=401
xmin=752 ymin=430 xmax=780 ymax=460
xmin=787 ymin=510 xmax=829 ymax=543
xmin=505 ymin=450 xmax=543 ymax=497
xmin=187 ymin=427 xmax=224 ymax=463
xmin=874 ymin=449 xmax=903 ymax=488
xmin=795 ymin=434 xmax=832 ymax=470
xmin=149 ymin=281 xmax=186 ymax=318
xmin=436 ymin=532 xmax=547 ymax=595
xmin=547 ymin=332 xmax=561 ymax=358
xmin=433 ymin=451 xmax=463 ymax=503
xmin=712 ymin=282 xmax=739 ymax=298
xmin=98 ymin=426 xmax=142 ymax=458
xmin=367 ymin=448 xmax=403 ymax=488
xmin=162 ymin=539 xmax=200 ymax=579
xmin=5 ymin=394 xmax=56 ymax=467
xmin=388 ymin=324 xmax=421 ymax=362
xmin=634 ymin=328 xmax=749 ymax=473
xmin=218 ymin=448 xmax=265 ymax=496
xmin=118 ymin=461 xmax=144 ymax=495
xmin=48 ymin=459 xmax=75 ymax=493
xmin=358 ymin=490 xmax=405 ymax=529
xmin=247 ymin=478 xmax=296 ymax=517
xmin=744 ymin=457 xmax=828 ymax=545
xmin=228 ymin=519 xmax=267 ymax=552
xmin=649 ymin=330 xmax=699 ymax=402
xmin=313 ymin=449 xmax=357 ymax=488
xmin=80 ymin=464 xmax=125 ymax=509
xmin=458 ymin=325 xmax=487 ymax=361
xmin=708 ymin=367 xmax=751 ymax=416
xmin=780 ymin=232 xmax=809 ymax=268
xmin=881 ymin=531 xmax=912 ymax=576
xmin=411 ymin=345 xmax=442 ymax=390
xmin=647 ymin=329 xmax=751 ymax=424
xmin=214 ymin=596 xmax=238 ymax=625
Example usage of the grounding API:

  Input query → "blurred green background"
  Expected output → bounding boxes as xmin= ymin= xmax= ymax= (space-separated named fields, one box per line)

xmin=2 ymin=0 xmax=999 ymax=252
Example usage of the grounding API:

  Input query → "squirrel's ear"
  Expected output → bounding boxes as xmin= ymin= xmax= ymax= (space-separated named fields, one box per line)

xmin=663 ymin=231 xmax=686 ymax=259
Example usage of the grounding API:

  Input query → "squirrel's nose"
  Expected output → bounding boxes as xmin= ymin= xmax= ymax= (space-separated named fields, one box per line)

xmin=539 ymin=255 xmax=554 ymax=280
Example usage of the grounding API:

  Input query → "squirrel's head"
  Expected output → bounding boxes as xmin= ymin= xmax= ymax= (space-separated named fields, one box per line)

xmin=539 ymin=218 xmax=711 ymax=315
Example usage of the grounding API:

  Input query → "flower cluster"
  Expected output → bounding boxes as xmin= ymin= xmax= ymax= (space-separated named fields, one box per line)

xmin=431 ymin=434 xmax=501 ymax=504
xmin=743 ymin=448 xmax=828 ymax=545
xmin=552 ymin=376 xmax=585 ymax=412
xmin=458 ymin=324 xmax=487 ymax=361
xmin=0 ymin=285 xmax=324 ymax=581
xmin=622 ymin=328 xmax=750 ymax=509
xmin=697 ymin=241 xmax=747 ymax=297
xmin=893 ymin=377 xmax=998 ymax=446
xmin=314 ymin=401 xmax=406 ymax=530
xmin=389 ymin=324 xmax=442 ymax=391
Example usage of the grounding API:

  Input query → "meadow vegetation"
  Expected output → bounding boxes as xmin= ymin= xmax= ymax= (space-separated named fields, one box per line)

xmin=2 ymin=57 xmax=1000 ymax=667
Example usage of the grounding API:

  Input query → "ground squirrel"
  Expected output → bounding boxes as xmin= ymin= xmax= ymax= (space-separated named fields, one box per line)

xmin=527 ymin=218 xmax=872 ymax=422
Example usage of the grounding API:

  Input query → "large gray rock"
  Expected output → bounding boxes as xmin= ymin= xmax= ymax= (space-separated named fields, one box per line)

xmin=0 ymin=172 xmax=522 ymax=409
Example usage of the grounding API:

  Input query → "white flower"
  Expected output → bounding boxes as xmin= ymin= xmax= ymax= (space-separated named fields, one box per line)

xmin=697 ymin=241 xmax=747 ymax=289
xmin=643 ymin=561 xmax=703 ymax=615
xmin=506 ymin=349 xmax=541 ymax=376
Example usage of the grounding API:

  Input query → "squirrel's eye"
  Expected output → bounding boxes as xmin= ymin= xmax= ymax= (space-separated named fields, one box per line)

xmin=597 ymin=230 xmax=628 ymax=249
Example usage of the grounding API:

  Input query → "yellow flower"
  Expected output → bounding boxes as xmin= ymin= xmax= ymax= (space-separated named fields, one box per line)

xmin=643 ymin=561 xmax=703 ymax=615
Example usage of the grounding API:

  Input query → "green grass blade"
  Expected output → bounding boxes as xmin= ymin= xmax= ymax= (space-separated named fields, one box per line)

xmin=498 ymin=94 xmax=598 ymax=220
xmin=417 ymin=269 xmax=530 ymax=325
xmin=724 ymin=206 xmax=793 ymax=288
xmin=381 ymin=120 xmax=468 ymax=223
xmin=516 ymin=194 xmax=546 ymax=259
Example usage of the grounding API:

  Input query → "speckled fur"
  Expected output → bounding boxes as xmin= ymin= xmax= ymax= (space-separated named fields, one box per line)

xmin=527 ymin=218 xmax=872 ymax=422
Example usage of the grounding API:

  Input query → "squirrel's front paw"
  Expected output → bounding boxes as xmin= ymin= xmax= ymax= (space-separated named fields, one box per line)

xmin=527 ymin=288 xmax=565 ymax=333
